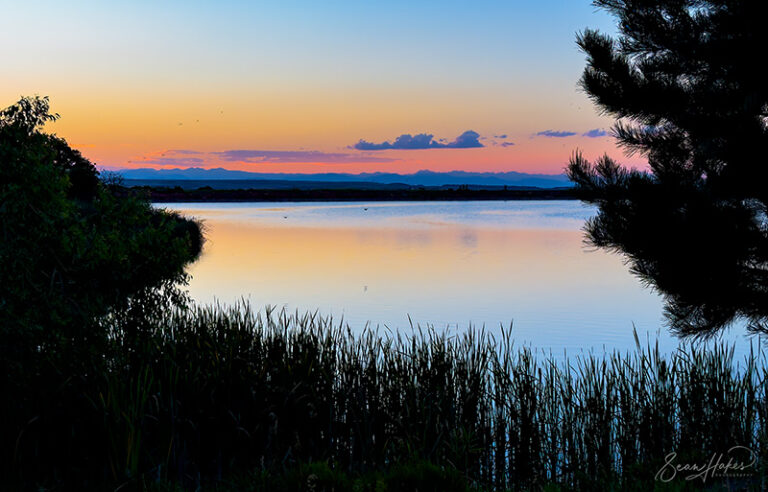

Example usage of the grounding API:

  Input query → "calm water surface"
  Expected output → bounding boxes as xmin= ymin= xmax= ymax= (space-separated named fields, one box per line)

xmin=158 ymin=200 xmax=762 ymax=358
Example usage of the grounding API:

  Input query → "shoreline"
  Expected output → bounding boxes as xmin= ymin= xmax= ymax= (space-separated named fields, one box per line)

xmin=124 ymin=186 xmax=578 ymax=203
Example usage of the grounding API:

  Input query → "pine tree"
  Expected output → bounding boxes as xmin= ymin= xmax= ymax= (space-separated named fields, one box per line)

xmin=569 ymin=1 xmax=768 ymax=337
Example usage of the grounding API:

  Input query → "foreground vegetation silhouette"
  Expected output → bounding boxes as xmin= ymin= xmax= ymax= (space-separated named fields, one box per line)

xmin=0 ymin=96 xmax=202 ymax=338
xmin=568 ymin=0 xmax=768 ymax=337
xmin=4 ymin=298 xmax=768 ymax=490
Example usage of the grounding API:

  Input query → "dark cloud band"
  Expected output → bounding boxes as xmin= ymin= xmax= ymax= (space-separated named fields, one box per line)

xmin=582 ymin=128 xmax=608 ymax=138
xmin=132 ymin=148 xmax=398 ymax=166
xmin=214 ymin=149 xmax=395 ymax=163
xmin=535 ymin=130 xmax=577 ymax=138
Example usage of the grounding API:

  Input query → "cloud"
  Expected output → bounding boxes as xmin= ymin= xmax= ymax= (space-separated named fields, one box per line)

xmin=214 ymin=149 xmax=396 ymax=163
xmin=130 ymin=147 xmax=400 ymax=167
xmin=129 ymin=149 xmax=208 ymax=165
xmin=535 ymin=130 xmax=577 ymax=138
xmin=450 ymin=130 xmax=483 ymax=148
xmin=494 ymin=134 xmax=508 ymax=139
xmin=353 ymin=130 xmax=484 ymax=150
xmin=130 ymin=156 xmax=206 ymax=167
xmin=499 ymin=142 xmax=516 ymax=147
xmin=582 ymin=128 xmax=609 ymax=138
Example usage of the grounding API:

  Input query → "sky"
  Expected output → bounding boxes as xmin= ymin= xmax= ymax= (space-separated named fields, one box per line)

xmin=0 ymin=0 xmax=647 ymax=175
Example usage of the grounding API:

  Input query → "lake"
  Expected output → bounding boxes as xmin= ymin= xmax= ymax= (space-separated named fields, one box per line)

xmin=158 ymin=200 xmax=763 ymax=358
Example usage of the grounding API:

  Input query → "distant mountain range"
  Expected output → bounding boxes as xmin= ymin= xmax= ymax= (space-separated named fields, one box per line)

xmin=114 ymin=167 xmax=573 ymax=189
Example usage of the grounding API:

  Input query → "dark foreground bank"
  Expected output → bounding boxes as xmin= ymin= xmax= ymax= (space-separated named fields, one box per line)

xmin=4 ymin=299 xmax=766 ymax=491
xmin=119 ymin=184 xmax=577 ymax=203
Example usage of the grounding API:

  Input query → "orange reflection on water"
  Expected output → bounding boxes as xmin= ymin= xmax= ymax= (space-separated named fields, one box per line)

xmin=185 ymin=217 xmax=659 ymax=336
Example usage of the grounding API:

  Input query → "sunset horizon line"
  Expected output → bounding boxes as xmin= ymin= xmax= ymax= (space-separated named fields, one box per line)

xmin=106 ymin=165 xmax=572 ymax=177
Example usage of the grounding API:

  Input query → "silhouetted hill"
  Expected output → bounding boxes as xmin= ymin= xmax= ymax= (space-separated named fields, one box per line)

xmin=115 ymin=167 xmax=572 ymax=189
xmin=123 ymin=179 xmax=413 ymax=191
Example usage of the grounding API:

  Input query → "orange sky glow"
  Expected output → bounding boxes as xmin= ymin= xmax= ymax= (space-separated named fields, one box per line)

xmin=2 ymin=1 xmax=648 ymax=176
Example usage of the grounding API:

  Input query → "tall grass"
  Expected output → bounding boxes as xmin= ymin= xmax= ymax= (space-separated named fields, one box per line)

xmin=3 ymin=301 xmax=767 ymax=490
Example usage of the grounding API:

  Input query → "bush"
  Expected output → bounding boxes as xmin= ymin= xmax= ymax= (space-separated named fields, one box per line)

xmin=0 ymin=96 xmax=202 ymax=342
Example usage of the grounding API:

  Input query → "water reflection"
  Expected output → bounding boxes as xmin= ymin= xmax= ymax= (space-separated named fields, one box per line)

xmin=159 ymin=201 xmax=760 ymax=357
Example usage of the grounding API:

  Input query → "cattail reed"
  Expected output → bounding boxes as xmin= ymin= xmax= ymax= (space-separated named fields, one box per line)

xmin=3 ymin=301 xmax=766 ymax=490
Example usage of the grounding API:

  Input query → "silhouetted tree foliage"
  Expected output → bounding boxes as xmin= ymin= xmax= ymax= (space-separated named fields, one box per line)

xmin=0 ymin=96 xmax=203 ymax=347
xmin=568 ymin=1 xmax=768 ymax=337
